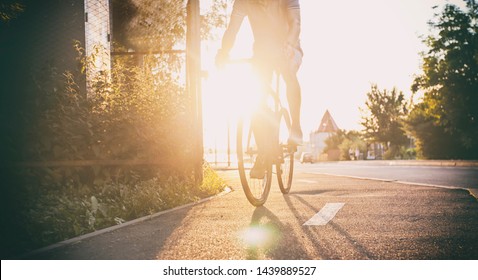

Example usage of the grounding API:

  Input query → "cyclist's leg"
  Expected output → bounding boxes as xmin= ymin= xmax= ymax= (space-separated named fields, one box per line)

xmin=281 ymin=66 xmax=303 ymax=145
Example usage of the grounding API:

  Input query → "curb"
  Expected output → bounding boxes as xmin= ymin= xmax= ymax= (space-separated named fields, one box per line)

xmin=312 ymin=160 xmax=478 ymax=167
xmin=309 ymin=172 xmax=478 ymax=201
xmin=385 ymin=160 xmax=478 ymax=167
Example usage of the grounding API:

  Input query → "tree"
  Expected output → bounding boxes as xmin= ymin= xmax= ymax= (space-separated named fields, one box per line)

xmin=360 ymin=84 xmax=409 ymax=158
xmin=324 ymin=130 xmax=367 ymax=160
xmin=338 ymin=130 xmax=367 ymax=160
xmin=112 ymin=0 xmax=185 ymax=51
xmin=111 ymin=0 xmax=226 ymax=51
xmin=407 ymin=0 xmax=478 ymax=159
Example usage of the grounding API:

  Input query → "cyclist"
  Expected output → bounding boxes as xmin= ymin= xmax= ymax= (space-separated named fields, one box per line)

xmin=216 ymin=0 xmax=303 ymax=178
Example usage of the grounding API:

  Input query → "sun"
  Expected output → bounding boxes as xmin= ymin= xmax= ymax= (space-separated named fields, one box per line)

xmin=202 ymin=61 xmax=263 ymax=159
xmin=201 ymin=17 xmax=257 ymax=154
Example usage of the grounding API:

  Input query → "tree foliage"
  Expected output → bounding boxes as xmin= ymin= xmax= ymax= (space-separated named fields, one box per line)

xmin=324 ymin=130 xmax=367 ymax=160
xmin=407 ymin=0 xmax=478 ymax=159
xmin=112 ymin=0 xmax=186 ymax=51
xmin=112 ymin=0 xmax=226 ymax=51
xmin=360 ymin=84 xmax=409 ymax=156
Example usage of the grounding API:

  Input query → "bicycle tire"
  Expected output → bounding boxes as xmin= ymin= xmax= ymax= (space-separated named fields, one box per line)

xmin=237 ymin=117 xmax=272 ymax=207
xmin=276 ymin=109 xmax=294 ymax=194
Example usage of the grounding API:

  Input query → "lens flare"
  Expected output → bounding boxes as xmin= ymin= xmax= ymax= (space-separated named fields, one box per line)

xmin=238 ymin=223 xmax=280 ymax=251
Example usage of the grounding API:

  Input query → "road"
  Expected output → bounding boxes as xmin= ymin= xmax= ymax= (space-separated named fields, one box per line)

xmin=296 ymin=160 xmax=478 ymax=198
xmin=27 ymin=163 xmax=478 ymax=260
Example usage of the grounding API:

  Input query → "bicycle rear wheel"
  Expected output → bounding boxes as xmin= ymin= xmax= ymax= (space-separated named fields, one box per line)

xmin=237 ymin=117 xmax=272 ymax=206
xmin=276 ymin=109 xmax=294 ymax=194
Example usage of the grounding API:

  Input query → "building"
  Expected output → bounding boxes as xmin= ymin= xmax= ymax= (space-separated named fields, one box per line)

xmin=308 ymin=110 xmax=340 ymax=161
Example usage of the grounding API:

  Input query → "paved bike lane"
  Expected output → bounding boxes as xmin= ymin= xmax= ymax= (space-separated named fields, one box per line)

xmin=25 ymin=170 xmax=478 ymax=260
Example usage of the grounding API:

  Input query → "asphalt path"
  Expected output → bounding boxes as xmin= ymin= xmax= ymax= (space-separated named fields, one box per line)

xmin=296 ymin=161 xmax=478 ymax=198
xmin=27 ymin=166 xmax=478 ymax=260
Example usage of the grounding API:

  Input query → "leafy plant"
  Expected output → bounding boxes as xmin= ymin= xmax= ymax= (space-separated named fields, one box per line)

xmin=360 ymin=84 xmax=409 ymax=158
xmin=407 ymin=0 xmax=478 ymax=159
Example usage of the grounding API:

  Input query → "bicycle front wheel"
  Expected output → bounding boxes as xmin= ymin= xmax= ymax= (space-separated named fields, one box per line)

xmin=237 ymin=117 xmax=272 ymax=207
xmin=276 ymin=109 xmax=294 ymax=194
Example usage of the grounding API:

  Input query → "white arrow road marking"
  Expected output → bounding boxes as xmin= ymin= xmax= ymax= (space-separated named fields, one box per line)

xmin=303 ymin=203 xmax=345 ymax=226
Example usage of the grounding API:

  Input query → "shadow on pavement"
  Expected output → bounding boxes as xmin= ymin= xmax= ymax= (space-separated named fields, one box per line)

xmin=283 ymin=193 xmax=374 ymax=259
xmin=243 ymin=206 xmax=309 ymax=260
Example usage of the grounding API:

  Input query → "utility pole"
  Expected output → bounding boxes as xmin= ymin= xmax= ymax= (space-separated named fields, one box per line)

xmin=186 ymin=0 xmax=203 ymax=182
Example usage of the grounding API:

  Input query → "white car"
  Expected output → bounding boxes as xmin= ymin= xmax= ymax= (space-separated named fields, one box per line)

xmin=300 ymin=152 xmax=314 ymax=163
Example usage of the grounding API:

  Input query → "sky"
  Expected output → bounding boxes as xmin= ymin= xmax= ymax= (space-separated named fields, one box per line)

xmin=298 ymin=0 xmax=466 ymax=133
xmin=200 ymin=0 xmax=468 ymax=149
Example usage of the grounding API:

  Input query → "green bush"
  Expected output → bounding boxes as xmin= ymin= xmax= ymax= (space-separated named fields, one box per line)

xmin=20 ymin=43 xmax=191 ymax=167
xmin=1 ymin=45 xmax=226 ymax=258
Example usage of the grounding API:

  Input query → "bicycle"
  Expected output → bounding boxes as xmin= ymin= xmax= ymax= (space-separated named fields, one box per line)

xmin=234 ymin=61 xmax=296 ymax=207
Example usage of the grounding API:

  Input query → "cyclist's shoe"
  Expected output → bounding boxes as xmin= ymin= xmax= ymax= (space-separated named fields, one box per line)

xmin=250 ymin=157 xmax=266 ymax=179
xmin=288 ymin=125 xmax=303 ymax=147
